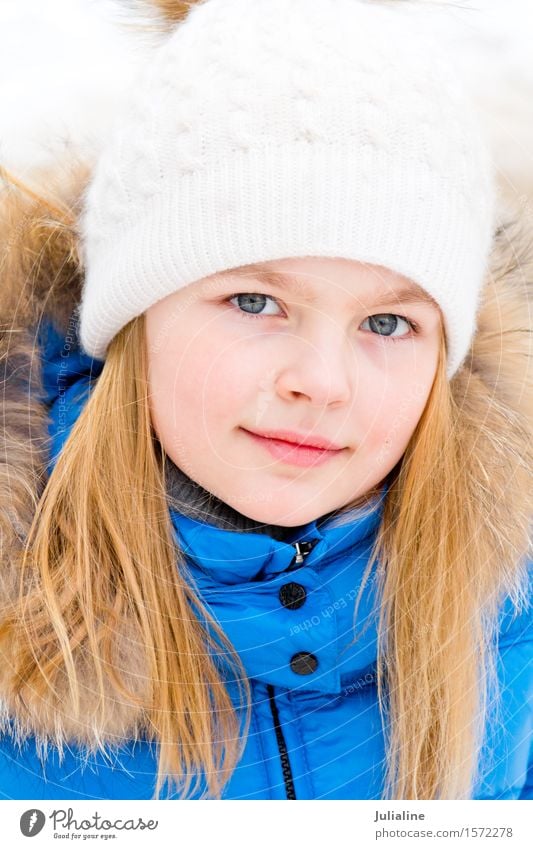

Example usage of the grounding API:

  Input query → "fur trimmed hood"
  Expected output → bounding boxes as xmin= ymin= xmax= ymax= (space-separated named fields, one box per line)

xmin=0 ymin=159 xmax=532 ymax=753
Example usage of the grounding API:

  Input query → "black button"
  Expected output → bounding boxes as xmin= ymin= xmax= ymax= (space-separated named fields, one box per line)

xmin=290 ymin=651 xmax=318 ymax=675
xmin=279 ymin=582 xmax=307 ymax=610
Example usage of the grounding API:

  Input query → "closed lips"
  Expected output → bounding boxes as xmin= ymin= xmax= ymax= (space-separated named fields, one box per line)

xmin=243 ymin=429 xmax=344 ymax=451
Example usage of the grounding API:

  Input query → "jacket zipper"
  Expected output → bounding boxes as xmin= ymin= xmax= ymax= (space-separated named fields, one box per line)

xmin=267 ymin=539 xmax=318 ymax=800
xmin=267 ymin=683 xmax=297 ymax=800
xmin=291 ymin=539 xmax=316 ymax=565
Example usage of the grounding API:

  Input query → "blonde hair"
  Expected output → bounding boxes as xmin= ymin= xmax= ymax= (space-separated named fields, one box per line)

xmin=1 ymin=169 xmax=530 ymax=800
xmin=3 ymin=310 xmax=253 ymax=799
xmin=352 ymin=333 xmax=527 ymax=799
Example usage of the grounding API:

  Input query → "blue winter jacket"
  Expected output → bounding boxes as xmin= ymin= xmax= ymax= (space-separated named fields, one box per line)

xmin=0 ymin=317 xmax=531 ymax=800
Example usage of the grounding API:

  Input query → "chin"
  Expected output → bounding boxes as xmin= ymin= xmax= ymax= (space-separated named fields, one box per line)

xmin=233 ymin=503 xmax=323 ymax=528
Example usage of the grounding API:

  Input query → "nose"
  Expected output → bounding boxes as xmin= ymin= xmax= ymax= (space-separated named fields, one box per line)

xmin=274 ymin=331 xmax=353 ymax=408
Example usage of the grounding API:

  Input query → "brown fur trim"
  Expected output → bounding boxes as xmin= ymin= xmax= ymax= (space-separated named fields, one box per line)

xmin=0 ymin=162 xmax=88 ymax=330
xmin=467 ymin=214 xmax=533 ymax=426
xmin=147 ymin=0 xmax=202 ymax=27
xmin=0 ymin=161 xmax=87 ymax=602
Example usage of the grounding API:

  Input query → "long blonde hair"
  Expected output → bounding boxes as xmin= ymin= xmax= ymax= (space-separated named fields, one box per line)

xmin=0 ymin=169 xmax=530 ymax=800
xmin=355 ymin=330 xmax=529 ymax=798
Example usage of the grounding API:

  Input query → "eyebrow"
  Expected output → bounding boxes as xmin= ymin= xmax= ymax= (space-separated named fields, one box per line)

xmin=226 ymin=262 xmax=438 ymax=309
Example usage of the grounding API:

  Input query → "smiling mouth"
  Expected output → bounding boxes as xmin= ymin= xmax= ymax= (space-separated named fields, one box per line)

xmin=241 ymin=428 xmax=345 ymax=468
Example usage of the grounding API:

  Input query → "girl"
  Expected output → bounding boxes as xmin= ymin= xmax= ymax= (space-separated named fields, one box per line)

xmin=0 ymin=0 xmax=532 ymax=801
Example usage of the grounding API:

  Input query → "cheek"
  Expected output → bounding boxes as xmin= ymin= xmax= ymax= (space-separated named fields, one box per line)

xmin=148 ymin=333 xmax=256 ymax=447
xmin=356 ymin=369 xmax=431 ymax=457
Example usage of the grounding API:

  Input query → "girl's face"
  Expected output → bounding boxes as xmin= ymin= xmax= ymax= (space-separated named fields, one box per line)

xmin=145 ymin=257 xmax=442 ymax=527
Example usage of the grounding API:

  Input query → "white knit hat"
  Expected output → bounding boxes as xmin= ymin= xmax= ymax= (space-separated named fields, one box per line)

xmin=78 ymin=0 xmax=496 ymax=378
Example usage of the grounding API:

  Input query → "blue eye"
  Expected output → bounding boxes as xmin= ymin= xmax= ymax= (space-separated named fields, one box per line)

xmin=228 ymin=293 xmax=282 ymax=317
xmin=361 ymin=314 xmax=416 ymax=338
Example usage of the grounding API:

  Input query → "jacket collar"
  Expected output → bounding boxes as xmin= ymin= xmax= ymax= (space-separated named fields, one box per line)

xmin=169 ymin=488 xmax=387 ymax=585
xmin=169 ymin=492 xmax=387 ymax=694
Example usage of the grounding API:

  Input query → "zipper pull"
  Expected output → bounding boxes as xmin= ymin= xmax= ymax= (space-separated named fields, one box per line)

xmin=292 ymin=539 xmax=317 ymax=565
